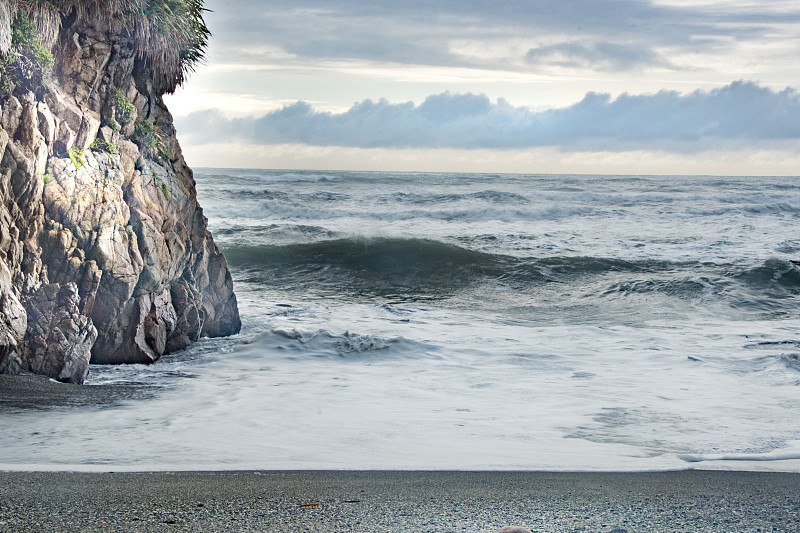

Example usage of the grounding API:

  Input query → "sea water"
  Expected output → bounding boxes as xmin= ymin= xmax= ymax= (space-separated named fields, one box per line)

xmin=2 ymin=170 xmax=800 ymax=471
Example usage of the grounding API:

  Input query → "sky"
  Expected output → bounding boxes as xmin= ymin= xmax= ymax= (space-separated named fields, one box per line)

xmin=164 ymin=0 xmax=800 ymax=175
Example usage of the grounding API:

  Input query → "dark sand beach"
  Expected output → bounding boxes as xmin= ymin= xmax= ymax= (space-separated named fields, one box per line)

xmin=0 ymin=470 xmax=797 ymax=532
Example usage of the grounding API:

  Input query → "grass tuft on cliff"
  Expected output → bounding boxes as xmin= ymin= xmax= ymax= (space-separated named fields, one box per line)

xmin=0 ymin=0 xmax=210 ymax=94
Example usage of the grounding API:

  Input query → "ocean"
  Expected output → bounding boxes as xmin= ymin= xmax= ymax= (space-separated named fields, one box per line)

xmin=2 ymin=170 xmax=800 ymax=471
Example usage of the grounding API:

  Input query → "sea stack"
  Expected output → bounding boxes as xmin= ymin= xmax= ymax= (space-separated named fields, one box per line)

xmin=0 ymin=1 xmax=240 ymax=384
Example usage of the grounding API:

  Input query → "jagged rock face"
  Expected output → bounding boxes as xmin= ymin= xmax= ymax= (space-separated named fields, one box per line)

xmin=0 ymin=14 xmax=240 ymax=383
xmin=23 ymin=282 xmax=96 ymax=384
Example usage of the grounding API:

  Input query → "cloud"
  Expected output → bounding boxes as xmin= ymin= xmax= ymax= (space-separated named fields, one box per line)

xmin=525 ymin=41 xmax=671 ymax=71
xmin=176 ymin=81 xmax=800 ymax=153
xmin=205 ymin=0 xmax=800 ymax=72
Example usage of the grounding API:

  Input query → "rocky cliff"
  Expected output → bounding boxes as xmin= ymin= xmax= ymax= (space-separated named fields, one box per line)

xmin=0 ymin=1 xmax=240 ymax=384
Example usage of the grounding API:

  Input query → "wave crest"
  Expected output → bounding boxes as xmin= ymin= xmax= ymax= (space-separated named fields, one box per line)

xmin=222 ymin=237 xmax=800 ymax=313
xmin=237 ymin=328 xmax=426 ymax=361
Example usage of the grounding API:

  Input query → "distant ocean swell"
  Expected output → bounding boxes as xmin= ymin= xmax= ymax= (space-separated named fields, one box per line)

xmin=207 ymin=181 xmax=800 ymax=222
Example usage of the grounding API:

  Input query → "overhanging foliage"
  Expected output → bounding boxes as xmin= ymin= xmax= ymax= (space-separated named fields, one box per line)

xmin=0 ymin=0 xmax=210 ymax=94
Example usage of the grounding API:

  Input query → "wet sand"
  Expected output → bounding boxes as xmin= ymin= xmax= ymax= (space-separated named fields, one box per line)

xmin=0 ymin=470 xmax=797 ymax=532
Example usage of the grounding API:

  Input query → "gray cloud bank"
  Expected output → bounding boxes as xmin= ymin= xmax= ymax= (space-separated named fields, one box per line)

xmin=177 ymin=81 xmax=800 ymax=152
xmin=209 ymin=0 xmax=800 ymax=73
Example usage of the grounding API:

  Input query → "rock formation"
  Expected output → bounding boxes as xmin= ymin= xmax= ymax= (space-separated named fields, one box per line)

xmin=0 ymin=2 xmax=240 ymax=383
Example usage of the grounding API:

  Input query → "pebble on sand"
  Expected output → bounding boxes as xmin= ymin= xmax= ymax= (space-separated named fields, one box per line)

xmin=497 ymin=527 xmax=533 ymax=533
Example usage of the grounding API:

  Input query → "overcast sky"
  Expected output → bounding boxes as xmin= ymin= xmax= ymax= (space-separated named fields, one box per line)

xmin=165 ymin=0 xmax=800 ymax=174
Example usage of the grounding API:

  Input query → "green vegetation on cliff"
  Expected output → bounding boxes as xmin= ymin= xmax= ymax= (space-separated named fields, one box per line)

xmin=0 ymin=0 xmax=210 ymax=94
xmin=0 ymin=9 xmax=54 ymax=97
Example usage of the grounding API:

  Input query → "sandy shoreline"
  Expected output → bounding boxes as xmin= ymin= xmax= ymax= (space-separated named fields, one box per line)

xmin=0 ymin=470 xmax=797 ymax=532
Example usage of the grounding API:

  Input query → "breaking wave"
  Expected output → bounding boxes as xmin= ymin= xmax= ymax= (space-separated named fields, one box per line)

xmin=221 ymin=237 xmax=800 ymax=311
xmin=230 ymin=327 xmax=434 ymax=362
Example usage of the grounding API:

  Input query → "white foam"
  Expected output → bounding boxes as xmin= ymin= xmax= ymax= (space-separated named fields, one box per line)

xmin=3 ymin=303 xmax=798 ymax=472
xmin=679 ymin=441 xmax=800 ymax=463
